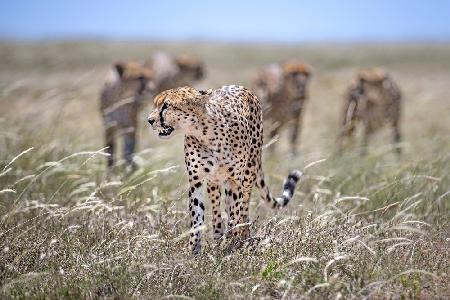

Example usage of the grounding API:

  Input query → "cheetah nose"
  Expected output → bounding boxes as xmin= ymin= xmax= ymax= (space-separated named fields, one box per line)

xmin=148 ymin=117 xmax=155 ymax=126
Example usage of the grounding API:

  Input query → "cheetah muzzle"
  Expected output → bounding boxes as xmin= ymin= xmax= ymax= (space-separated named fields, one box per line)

xmin=158 ymin=125 xmax=174 ymax=138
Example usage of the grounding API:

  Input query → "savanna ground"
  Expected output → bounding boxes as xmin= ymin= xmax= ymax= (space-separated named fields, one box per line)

xmin=0 ymin=41 xmax=449 ymax=299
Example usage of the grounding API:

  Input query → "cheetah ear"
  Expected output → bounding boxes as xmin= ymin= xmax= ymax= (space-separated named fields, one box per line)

xmin=114 ymin=63 xmax=125 ymax=78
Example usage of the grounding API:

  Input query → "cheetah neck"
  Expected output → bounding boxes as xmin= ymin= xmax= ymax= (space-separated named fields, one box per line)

xmin=184 ymin=117 xmax=224 ymax=149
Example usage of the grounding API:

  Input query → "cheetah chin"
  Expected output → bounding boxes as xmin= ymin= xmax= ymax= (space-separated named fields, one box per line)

xmin=158 ymin=126 xmax=174 ymax=138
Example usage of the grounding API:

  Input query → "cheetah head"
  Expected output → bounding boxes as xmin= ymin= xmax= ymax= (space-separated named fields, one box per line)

xmin=111 ymin=61 xmax=155 ymax=98
xmin=357 ymin=68 xmax=390 ymax=89
xmin=282 ymin=62 xmax=312 ymax=99
xmin=175 ymin=54 xmax=205 ymax=83
xmin=147 ymin=86 xmax=207 ymax=139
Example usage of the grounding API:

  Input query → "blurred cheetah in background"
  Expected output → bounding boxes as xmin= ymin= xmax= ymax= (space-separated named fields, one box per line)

xmin=147 ymin=85 xmax=302 ymax=254
xmin=253 ymin=62 xmax=312 ymax=155
xmin=144 ymin=52 xmax=204 ymax=94
xmin=338 ymin=68 xmax=402 ymax=155
xmin=100 ymin=61 xmax=154 ymax=171
xmin=100 ymin=52 xmax=204 ymax=172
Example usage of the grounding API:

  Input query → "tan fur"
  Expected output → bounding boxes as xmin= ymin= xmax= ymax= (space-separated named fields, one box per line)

xmin=175 ymin=54 xmax=203 ymax=70
xmin=358 ymin=68 xmax=387 ymax=83
xmin=252 ymin=62 xmax=312 ymax=155
xmin=144 ymin=52 xmax=204 ymax=94
xmin=154 ymin=86 xmax=204 ymax=107
xmin=147 ymin=85 xmax=302 ymax=254
xmin=338 ymin=68 xmax=402 ymax=155
xmin=100 ymin=61 xmax=154 ymax=170
xmin=282 ymin=62 xmax=311 ymax=77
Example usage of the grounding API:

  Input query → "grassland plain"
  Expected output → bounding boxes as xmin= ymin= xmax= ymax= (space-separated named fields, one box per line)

xmin=0 ymin=41 xmax=449 ymax=299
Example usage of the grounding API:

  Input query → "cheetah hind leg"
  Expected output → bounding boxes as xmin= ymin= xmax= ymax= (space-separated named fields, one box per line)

xmin=237 ymin=190 xmax=251 ymax=241
xmin=392 ymin=123 xmax=402 ymax=157
xmin=207 ymin=182 xmax=224 ymax=241
xmin=123 ymin=130 xmax=138 ymax=174
xmin=360 ymin=122 xmax=373 ymax=157
xmin=105 ymin=126 xmax=116 ymax=170
xmin=222 ymin=180 xmax=249 ymax=252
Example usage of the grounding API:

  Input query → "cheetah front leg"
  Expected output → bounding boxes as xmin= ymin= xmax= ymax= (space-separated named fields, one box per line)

xmin=207 ymin=182 xmax=224 ymax=240
xmin=123 ymin=129 xmax=137 ymax=172
xmin=337 ymin=101 xmax=357 ymax=153
xmin=224 ymin=182 xmax=233 ymax=235
xmin=268 ymin=126 xmax=280 ymax=154
xmin=239 ymin=163 xmax=257 ymax=240
xmin=393 ymin=125 xmax=402 ymax=156
xmin=289 ymin=105 xmax=303 ymax=156
xmin=361 ymin=121 xmax=373 ymax=156
xmin=188 ymin=182 xmax=205 ymax=255
xmin=392 ymin=118 xmax=402 ymax=157
xmin=105 ymin=126 xmax=116 ymax=169
xmin=237 ymin=190 xmax=251 ymax=240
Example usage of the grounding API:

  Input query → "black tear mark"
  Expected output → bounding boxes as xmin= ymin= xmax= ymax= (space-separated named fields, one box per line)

xmin=159 ymin=102 xmax=171 ymax=129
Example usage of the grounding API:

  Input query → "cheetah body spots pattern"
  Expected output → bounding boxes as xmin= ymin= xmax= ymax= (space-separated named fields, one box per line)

xmin=148 ymin=85 xmax=302 ymax=254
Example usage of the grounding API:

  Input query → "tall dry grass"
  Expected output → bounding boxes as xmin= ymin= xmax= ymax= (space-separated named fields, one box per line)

xmin=0 ymin=41 xmax=449 ymax=299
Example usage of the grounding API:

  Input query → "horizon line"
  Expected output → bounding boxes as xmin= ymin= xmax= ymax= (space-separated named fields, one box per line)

xmin=1 ymin=35 xmax=450 ymax=45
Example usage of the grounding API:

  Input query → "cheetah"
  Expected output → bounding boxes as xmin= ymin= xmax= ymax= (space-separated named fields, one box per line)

xmin=337 ymin=68 xmax=402 ymax=156
xmin=147 ymin=85 xmax=303 ymax=254
xmin=100 ymin=61 xmax=155 ymax=170
xmin=143 ymin=52 xmax=204 ymax=94
xmin=252 ymin=62 xmax=312 ymax=155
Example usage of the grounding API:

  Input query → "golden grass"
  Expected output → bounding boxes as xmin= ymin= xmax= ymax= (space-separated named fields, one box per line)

xmin=0 ymin=41 xmax=449 ymax=299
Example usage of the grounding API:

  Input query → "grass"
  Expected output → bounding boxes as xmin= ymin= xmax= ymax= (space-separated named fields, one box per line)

xmin=0 ymin=41 xmax=449 ymax=299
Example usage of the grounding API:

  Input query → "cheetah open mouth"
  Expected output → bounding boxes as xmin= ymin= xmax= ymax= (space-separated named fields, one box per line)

xmin=158 ymin=126 xmax=174 ymax=138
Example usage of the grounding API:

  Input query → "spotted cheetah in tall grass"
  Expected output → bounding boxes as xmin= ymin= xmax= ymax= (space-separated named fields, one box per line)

xmin=147 ymin=85 xmax=302 ymax=254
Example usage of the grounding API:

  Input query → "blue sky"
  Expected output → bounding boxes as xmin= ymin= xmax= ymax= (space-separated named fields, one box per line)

xmin=1 ymin=0 xmax=450 ymax=42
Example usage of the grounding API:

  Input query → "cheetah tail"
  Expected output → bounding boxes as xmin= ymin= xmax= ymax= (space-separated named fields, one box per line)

xmin=256 ymin=168 xmax=303 ymax=209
